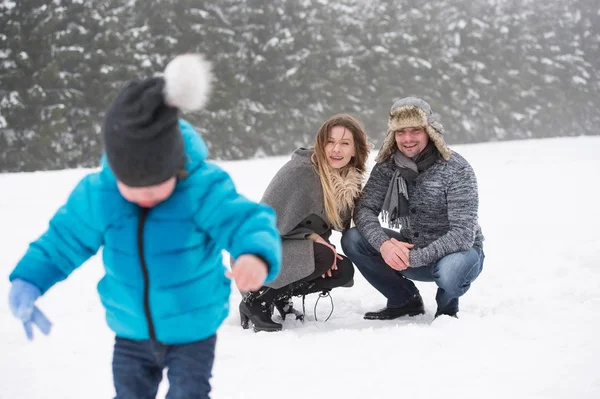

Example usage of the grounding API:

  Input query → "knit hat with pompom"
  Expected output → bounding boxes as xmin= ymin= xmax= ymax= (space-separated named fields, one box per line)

xmin=103 ymin=53 xmax=213 ymax=187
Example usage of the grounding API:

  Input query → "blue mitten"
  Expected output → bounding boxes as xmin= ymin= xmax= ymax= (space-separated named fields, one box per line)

xmin=9 ymin=279 xmax=52 ymax=340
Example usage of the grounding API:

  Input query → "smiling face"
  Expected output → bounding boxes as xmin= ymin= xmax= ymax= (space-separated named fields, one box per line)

xmin=394 ymin=126 xmax=429 ymax=158
xmin=117 ymin=177 xmax=177 ymax=208
xmin=324 ymin=125 xmax=356 ymax=169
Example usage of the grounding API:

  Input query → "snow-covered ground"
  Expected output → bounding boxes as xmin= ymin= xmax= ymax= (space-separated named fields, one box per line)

xmin=1 ymin=137 xmax=599 ymax=399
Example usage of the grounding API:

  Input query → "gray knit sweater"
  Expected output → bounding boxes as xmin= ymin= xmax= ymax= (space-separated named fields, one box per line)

xmin=354 ymin=151 xmax=484 ymax=268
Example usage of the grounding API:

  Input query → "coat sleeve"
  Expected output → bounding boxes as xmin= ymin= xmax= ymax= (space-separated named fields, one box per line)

xmin=260 ymin=159 xmax=321 ymax=239
xmin=9 ymin=176 xmax=104 ymax=294
xmin=409 ymin=164 xmax=479 ymax=267
xmin=192 ymin=162 xmax=282 ymax=283
xmin=353 ymin=163 xmax=394 ymax=252
xmin=282 ymin=226 xmax=314 ymax=240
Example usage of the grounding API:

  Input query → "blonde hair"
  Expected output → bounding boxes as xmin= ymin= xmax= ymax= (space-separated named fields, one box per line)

xmin=310 ymin=114 xmax=370 ymax=230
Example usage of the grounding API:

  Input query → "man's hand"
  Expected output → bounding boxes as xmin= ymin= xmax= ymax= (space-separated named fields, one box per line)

xmin=227 ymin=255 xmax=268 ymax=292
xmin=379 ymin=238 xmax=414 ymax=271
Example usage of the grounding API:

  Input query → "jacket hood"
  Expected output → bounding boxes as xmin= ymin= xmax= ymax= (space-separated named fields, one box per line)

xmin=290 ymin=147 xmax=315 ymax=166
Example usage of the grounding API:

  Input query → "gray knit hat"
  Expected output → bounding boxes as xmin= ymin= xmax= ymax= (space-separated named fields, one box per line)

xmin=103 ymin=54 xmax=213 ymax=187
xmin=376 ymin=97 xmax=451 ymax=163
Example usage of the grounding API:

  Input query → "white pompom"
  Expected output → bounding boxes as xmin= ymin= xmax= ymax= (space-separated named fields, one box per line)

xmin=163 ymin=53 xmax=213 ymax=112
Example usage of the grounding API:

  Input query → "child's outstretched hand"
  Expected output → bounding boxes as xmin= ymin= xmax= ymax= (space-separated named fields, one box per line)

xmin=227 ymin=254 xmax=268 ymax=292
xmin=9 ymin=279 xmax=52 ymax=340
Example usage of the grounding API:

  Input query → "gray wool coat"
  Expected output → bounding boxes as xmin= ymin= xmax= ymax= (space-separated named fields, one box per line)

xmin=261 ymin=148 xmax=350 ymax=289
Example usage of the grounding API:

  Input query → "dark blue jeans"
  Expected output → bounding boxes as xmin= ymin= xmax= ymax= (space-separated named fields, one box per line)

xmin=112 ymin=334 xmax=216 ymax=399
xmin=342 ymin=228 xmax=484 ymax=313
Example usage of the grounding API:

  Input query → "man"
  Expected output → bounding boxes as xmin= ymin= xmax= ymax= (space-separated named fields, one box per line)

xmin=342 ymin=97 xmax=484 ymax=319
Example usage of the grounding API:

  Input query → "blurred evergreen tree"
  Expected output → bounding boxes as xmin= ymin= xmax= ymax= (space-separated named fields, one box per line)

xmin=1 ymin=0 xmax=598 ymax=171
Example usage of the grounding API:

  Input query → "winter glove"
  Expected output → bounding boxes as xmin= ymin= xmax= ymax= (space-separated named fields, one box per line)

xmin=9 ymin=279 xmax=52 ymax=340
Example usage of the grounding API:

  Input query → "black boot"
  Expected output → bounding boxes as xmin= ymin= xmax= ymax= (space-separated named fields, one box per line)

xmin=278 ymin=281 xmax=336 ymax=322
xmin=434 ymin=295 xmax=458 ymax=319
xmin=273 ymin=296 xmax=304 ymax=321
xmin=239 ymin=288 xmax=282 ymax=332
xmin=434 ymin=310 xmax=458 ymax=319
xmin=271 ymin=281 xmax=316 ymax=321
xmin=364 ymin=294 xmax=425 ymax=320
xmin=286 ymin=280 xmax=324 ymax=297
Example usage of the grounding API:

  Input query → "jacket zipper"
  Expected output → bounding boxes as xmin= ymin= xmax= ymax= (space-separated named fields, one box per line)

xmin=137 ymin=207 xmax=157 ymax=341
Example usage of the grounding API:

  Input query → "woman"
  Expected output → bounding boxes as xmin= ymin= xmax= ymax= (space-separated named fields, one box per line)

xmin=239 ymin=114 xmax=370 ymax=332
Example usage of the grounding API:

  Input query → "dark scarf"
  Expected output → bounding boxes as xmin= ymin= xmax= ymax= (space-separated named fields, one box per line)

xmin=381 ymin=141 xmax=439 ymax=228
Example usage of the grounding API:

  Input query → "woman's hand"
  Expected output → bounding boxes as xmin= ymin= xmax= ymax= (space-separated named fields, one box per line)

xmin=312 ymin=235 xmax=343 ymax=278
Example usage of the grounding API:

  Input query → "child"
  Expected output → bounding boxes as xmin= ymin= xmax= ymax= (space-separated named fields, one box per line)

xmin=8 ymin=53 xmax=281 ymax=398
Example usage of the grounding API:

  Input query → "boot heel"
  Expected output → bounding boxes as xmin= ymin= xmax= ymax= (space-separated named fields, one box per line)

xmin=240 ymin=310 xmax=250 ymax=329
xmin=274 ymin=303 xmax=287 ymax=320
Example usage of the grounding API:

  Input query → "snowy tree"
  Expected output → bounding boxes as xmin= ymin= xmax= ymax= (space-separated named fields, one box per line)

xmin=1 ymin=0 xmax=598 ymax=171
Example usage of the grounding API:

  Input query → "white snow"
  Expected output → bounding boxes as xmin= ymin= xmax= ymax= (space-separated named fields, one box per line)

xmin=1 ymin=137 xmax=599 ymax=398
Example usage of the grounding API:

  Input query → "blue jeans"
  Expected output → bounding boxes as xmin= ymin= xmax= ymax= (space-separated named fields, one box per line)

xmin=112 ymin=334 xmax=216 ymax=399
xmin=341 ymin=228 xmax=484 ymax=313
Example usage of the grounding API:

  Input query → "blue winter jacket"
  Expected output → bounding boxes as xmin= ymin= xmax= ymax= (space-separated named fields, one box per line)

xmin=9 ymin=120 xmax=281 ymax=344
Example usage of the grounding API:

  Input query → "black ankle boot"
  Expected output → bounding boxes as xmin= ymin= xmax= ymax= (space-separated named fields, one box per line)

xmin=239 ymin=288 xmax=282 ymax=332
xmin=364 ymin=294 xmax=425 ymax=320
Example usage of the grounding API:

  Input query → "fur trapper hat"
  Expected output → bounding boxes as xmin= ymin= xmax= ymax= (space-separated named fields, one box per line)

xmin=376 ymin=97 xmax=451 ymax=162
